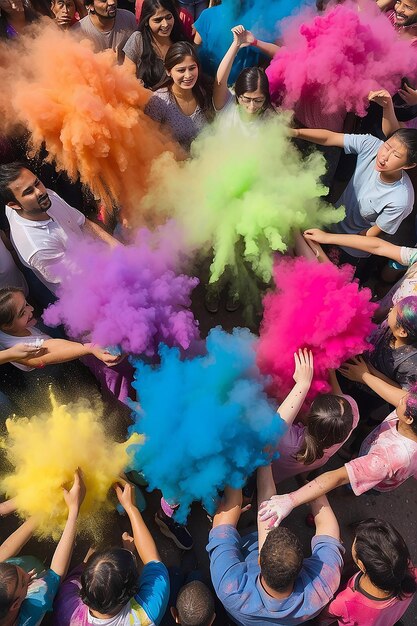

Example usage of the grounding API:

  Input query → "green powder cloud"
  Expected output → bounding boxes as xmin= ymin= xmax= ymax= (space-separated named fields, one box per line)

xmin=143 ymin=115 xmax=344 ymax=284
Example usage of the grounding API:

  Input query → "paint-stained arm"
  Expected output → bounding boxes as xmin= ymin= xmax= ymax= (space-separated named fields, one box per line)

xmin=277 ymin=349 xmax=313 ymax=426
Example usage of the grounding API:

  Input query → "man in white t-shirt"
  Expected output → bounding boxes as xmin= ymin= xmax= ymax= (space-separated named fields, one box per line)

xmin=0 ymin=162 xmax=117 ymax=297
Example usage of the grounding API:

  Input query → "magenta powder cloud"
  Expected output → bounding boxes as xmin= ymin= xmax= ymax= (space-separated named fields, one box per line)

xmin=267 ymin=1 xmax=417 ymax=116
xmin=256 ymin=258 xmax=377 ymax=405
xmin=43 ymin=224 xmax=200 ymax=356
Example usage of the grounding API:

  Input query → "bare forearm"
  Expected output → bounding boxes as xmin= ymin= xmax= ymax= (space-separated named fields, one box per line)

xmin=278 ymin=382 xmax=310 ymax=425
xmin=84 ymin=219 xmax=118 ymax=247
xmin=361 ymin=372 xmax=405 ymax=406
xmin=252 ymin=39 xmax=279 ymax=58
xmin=293 ymin=128 xmax=344 ymax=147
xmin=213 ymin=487 xmax=242 ymax=528
xmin=0 ymin=499 xmax=17 ymax=516
xmin=291 ymin=468 xmax=349 ymax=506
xmin=15 ymin=339 xmax=91 ymax=368
xmin=382 ymin=101 xmax=402 ymax=137
xmin=127 ymin=506 xmax=160 ymax=564
xmin=311 ymin=233 xmax=401 ymax=261
xmin=257 ymin=465 xmax=276 ymax=550
xmin=50 ymin=509 xmax=79 ymax=577
xmin=213 ymin=42 xmax=239 ymax=110
xmin=310 ymin=495 xmax=340 ymax=540
xmin=0 ymin=518 xmax=36 ymax=561
xmin=328 ymin=370 xmax=343 ymax=396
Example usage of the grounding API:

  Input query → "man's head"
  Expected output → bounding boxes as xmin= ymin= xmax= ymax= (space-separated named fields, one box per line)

xmin=84 ymin=0 xmax=117 ymax=20
xmin=0 ymin=162 xmax=51 ymax=220
xmin=0 ymin=564 xmax=31 ymax=626
xmin=259 ymin=527 xmax=303 ymax=594
xmin=50 ymin=0 xmax=76 ymax=27
xmin=171 ymin=581 xmax=215 ymax=626
xmin=394 ymin=0 xmax=417 ymax=27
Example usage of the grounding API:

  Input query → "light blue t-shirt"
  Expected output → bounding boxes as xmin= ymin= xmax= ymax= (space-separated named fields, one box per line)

xmin=333 ymin=134 xmax=414 ymax=257
xmin=207 ymin=525 xmax=344 ymax=626
xmin=18 ymin=569 xmax=61 ymax=626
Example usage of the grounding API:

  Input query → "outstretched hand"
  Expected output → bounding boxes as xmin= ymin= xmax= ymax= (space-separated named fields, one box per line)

xmin=258 ymin=493 xmax=295 ymax=527
xmin=303 ymin=228 xmax=330 ymax=244
xmin=398 ymin=83 xmax=417 ymax=106
xmin=114 ymin=479 xmax=136 ymax=514
xmin=63 ymin=468 xmax=86 ymax=514
xmin=368 ymin=89 xmax=392 ymax=108
xmin=338 ymin=355 xmax=369 ymax=382
xmin=293 ymin=348 xmax=314 ymax=388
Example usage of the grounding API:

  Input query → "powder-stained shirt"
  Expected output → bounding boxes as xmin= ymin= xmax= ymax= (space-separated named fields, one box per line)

xmin=19 ymin=569 xmax=61 ymax=626
xmin=72 ymin=10 xmax=136 ymax=61
xmin=345 ymin=411 xmax=417 ymax=494
xmin=318 ymin=570 xmax=417 ymax=626
xmin=207 ymin=525 xmax=344 ymax=626
xmin=52 ymin=561 xmax=169 ymax=626
xmin=273 ymin=395 xmax=359 ymax=484
xmin=332 ymin=134 xmax=414 ymax=257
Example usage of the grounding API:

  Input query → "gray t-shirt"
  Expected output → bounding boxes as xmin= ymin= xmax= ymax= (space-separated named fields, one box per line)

xmin=123 ymin=31 xmax=166 ymax=89
xmin=145 ymin=88 xmax=207 ymax=150
xmin=72 ymin=10 xmax=136 ymax=62
xmin=332 ymin=134 xmax=414 ymax=257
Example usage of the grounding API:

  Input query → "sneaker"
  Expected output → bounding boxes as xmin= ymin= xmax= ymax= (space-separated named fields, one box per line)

xmin=225 ymin=289 xmax=240 ymax=312
xmin=154 ymin=510 xmax=193 ymax=550
xmin=205 ymin=287 xmax=220 ymax=314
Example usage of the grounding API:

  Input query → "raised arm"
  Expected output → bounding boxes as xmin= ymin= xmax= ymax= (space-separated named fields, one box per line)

xmin=303 ymin=229 xmax=403 ymax=263
xmin=0 ymin=518 xmax=36 ymax=562
xmin=293 ymin=128 xmax=345 ymax=148
xmin=231 ymin=26 xmax=279 ymax=58
xmin=328 ymin=369 xmax=343 ymax=396
xmin=368 ymin=89 xmax=403 ymax=137
xmin=310 ymin=495 xmax=340 ymax=541
xmin=50 ymin=469 xmax=86 ymax=578
xmin=257 ymin=464 xmax=276 ymax=551
xmin=213 ymin=25 xmax=250 ymax=110
xmin=115 ymin=481 xmax=161 ymax=564
xmin=277 ymin=349 xmax=313 ymax=426
xmin=212 ymin=487 xmax=242 ymax=528
xmin=338 ymin=356 xmax=406 ymax=406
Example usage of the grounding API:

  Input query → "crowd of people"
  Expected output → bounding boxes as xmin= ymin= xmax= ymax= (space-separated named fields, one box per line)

xmin=1 ymin=0 xmax=417 ymax=624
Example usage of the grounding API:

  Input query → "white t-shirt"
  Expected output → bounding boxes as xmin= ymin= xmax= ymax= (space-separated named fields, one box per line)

xmin=215 ymin=91 xmax=267 ymax=136
xmin=5 ymin=190 xmax=85 ymax=294
xmin=0 ymin=236 xmax=28 ymax=294
xmin=0 ymin=326 xmax=50 ymax=371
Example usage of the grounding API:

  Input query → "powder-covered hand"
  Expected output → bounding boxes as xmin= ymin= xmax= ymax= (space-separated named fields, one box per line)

xmin=258 ymin=493 xmax=296 ymax=527
xmin=63 ymin=468 xmax=86 ymax=514
xmin=293 ymin=348 xmax=314 ymax=388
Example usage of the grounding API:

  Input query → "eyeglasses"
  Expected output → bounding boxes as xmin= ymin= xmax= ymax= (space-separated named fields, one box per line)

xmin=238 ymin=95 xmax=266 ymax=105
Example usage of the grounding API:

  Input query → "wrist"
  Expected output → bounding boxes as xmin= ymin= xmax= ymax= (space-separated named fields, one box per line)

xmin=251 ymin=37 xmax=258 ymax=46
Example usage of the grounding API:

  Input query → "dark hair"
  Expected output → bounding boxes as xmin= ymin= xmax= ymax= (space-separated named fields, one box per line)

xmin=176 ymin=581 xmax=215 ymax=626
xmin=394 ymin=296 xmax=417 ymax=345
xmin=163 ymin=41 xmax=214 ymax=122
xmin=295 ymin=394 xmax=354 ymax=465
xmin=259 ymin=527 xmax=303 ymax=591
xmin=0 ymin=287 xmax=25 ymax=328
xmin=404 ymin=384 xmax=417 ymax=436
xmin=389 ymin=128 xmax=417 ymax=166
xmin=0 ymin=161 xmax=27 ymax=203
xmin=354 ymin=518 xmax=417 ymax=599
xmin=0 ymin=563 xmax=20 ymax=618
xmin=234 ymin=67 xmax=274 ymax=115
xmin=80 ymin=548 xmax=139 ymax=615
xmin=138 ymin=0 xmax=190 ymax=89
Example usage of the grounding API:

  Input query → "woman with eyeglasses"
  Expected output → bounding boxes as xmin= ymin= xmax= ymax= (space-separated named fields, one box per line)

xmin=213 ymin=24 xmax=277 ymax=133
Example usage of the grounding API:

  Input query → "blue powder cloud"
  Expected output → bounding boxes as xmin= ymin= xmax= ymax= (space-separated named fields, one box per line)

xmin=128 ymin=327 xmax=285 ymax=522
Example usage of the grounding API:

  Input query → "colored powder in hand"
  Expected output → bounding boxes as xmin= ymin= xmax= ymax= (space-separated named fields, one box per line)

xmin=43 ymin=223 xmax=200 ymax=356
xmin=1 ymin=396 xmax=142 ymax=539
xmin=127 ymin=327 xmax=285 ymax=523
xmin=257 ymin=257 xmax=377 ymax=405
xmin=142 ymin=117 xmax=344 ymax=287
xmin=0 ymin=22 xmax=179 ymax=222
xmin=266 ymin=1 xmax=417 ymax=116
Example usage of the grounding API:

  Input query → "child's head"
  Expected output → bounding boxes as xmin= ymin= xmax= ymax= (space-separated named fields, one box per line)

xmin=397 ymin=386 xmax=417 ymax=436
xmin=375 ymin=128 xmax=417 ymax=174
xmin=0 ymin=288 xmax=35 ymax=334
xmin=0 ymin=563 xmax=31 ymax=625
xmin=387 ymin=297 xmax=417 ymax=345
xmin=295 ymin=394 xmax=354 ymax=465
xmin=80 ymin=548 xmax=139 ymax=617
xmin=171 ymin=580 xmax=215 ymax=626
xmin=353 ymin=518 xmax=416 ymax=598
xmin=259 ymin=527 xmax=303 ymax=593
